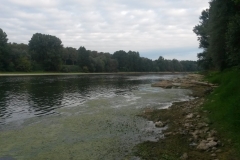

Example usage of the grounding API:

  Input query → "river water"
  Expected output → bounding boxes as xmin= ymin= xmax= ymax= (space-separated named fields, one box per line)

xmin=0 ymin=74 xmax=192 ymax=160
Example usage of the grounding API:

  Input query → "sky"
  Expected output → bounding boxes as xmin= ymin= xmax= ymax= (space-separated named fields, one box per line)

xmin=0 ymin=0 xmax=209 ymax=60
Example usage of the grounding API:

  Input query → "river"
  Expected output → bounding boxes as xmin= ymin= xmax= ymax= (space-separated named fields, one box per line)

xmin=0 ymin=74 xmax=192 ymax=160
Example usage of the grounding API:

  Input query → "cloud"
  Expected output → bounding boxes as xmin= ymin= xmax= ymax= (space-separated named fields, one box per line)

xmin=141 ymin=47 xmax=203 ymax=60
xmin=0 ymin=0 xmax=209 ymax=60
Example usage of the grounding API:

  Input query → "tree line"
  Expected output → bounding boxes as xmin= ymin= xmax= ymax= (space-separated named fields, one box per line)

xmin=0 ymin=29 xmax=198 ymax=73
xmin=193 ymin=0 xmax=240 ymax=70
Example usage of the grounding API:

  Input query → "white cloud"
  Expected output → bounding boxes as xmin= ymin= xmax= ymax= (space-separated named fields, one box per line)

xmin=8 ymin=0 xmax=59 ymax=8
xmin=0 ymin=0 xmax=210 ymax=60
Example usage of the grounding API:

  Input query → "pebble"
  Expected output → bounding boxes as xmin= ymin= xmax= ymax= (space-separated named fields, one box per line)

xmin=211 ymin=153 xmax=217 ymax=157
xmin=155 ymin=121 xmax=164 ymax=127
xmin=186 ymin=113 xmax=194 ymax=119
xmin=180 ymin=153 xmax=188 ymax=160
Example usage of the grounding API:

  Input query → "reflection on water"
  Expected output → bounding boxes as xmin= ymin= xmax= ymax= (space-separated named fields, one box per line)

xmin=0 ymin=74 xmax=192 ymax=159
xmin=0 ymin=74 xmax=186 ymax=125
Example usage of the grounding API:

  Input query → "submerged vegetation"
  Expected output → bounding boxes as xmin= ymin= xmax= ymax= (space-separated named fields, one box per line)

xmin=1 ymin=0 xmax=240 ymax=159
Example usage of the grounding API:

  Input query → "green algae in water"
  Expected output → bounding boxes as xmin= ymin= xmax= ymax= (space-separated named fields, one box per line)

xmin=0 ymin=75 xmax=192 ymax=159
xmin=1 ymin=105 xmax=146 ymax=159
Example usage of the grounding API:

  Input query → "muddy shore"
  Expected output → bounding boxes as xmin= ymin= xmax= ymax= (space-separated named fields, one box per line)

xmin=135 ymin=74 xmax=236 ymax=160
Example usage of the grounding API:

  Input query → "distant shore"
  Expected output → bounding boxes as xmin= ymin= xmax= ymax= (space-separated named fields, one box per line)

xmin=0 ymin=72 xmax=190 ymax=77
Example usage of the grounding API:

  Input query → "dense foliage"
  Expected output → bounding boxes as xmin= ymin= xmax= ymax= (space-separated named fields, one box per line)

xmin=0 ymin=30 xmax=198 ymax=72
xmin=193 ymin=0 xmax=240 ymax=70
xmin=29 ymin=33 xmax=63 ymax=71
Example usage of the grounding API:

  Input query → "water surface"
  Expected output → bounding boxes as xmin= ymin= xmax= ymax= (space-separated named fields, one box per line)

xmin=0 ymin=74 xmax=192 ymax=159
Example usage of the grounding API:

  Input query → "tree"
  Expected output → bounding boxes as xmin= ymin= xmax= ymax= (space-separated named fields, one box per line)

xmin=156 ymin=56 xmax=166 ymax=71
xmin=128 ymin=51 xmax=140 ymax=71
xmin=0 ymin=28 xmax=9 ymax=71
xmin=62 ymin=47 xmax=78 ymax=65
xmin=112 ymin=50 xmax=128 ymax=71
xmin=16 ymin=56 xmax=32 ymax=72
xmin=208 ymin=0 xmax=235 ymax=70
xmin=0 ymin=29 xmax=8 ymax=46
xmin=226 ymin=1 xmax=240 ymax=66
xmin=78 ymin=46 xmax=90 ymax=69
xmin=193 ymin=9 xmax=209 ymax=50
xmin=28 ymin=33 xmax=63 ymax=71
xmin=172 ymin=59 xmax=183 ymax=72
xmin=193 ymin=9 xmax=213 ymax=70
xmin=8 ymin=43 xmax=32 ymax=72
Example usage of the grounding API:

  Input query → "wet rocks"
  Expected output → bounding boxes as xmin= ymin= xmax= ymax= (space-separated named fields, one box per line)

xmin=140 ymin=74 xmax=224 ymax=159
xmin=197 ymin=139 xmax=218 ymax=151
xmin=151 ymin=74 xmax=216 ymax=89
xmin=197 ymin=140 xmax=209 ymax=150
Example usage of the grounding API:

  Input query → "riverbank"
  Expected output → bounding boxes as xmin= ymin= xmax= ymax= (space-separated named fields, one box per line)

xmin=134 ymin=73 xmax=239 ymax=160
xmin=0 ymin=72 xmax=188 ymax=77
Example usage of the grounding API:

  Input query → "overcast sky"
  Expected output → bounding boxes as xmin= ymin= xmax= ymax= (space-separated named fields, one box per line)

xmin=1 ymin=0 xmax=209 ymax=60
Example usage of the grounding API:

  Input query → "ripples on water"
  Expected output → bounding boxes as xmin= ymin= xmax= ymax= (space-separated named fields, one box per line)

xmin=0 ymin=74 xmax=187 ymax=125
xmin=0 ymin=74 xmax=192 ymax=159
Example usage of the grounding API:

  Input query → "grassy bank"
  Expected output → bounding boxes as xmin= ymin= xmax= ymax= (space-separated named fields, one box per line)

xmin=203 ymin=68 xmax=240 ymax=157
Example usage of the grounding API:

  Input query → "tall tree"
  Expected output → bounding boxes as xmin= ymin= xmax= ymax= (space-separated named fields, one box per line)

xmin=78 ymin=46 xmax=90 ymax=71
xmin=112 ymin=50 xmax=128 ymax=71
xmin=28 ymin=33 xmax=63 ymax=71
xmin=0 ymin=28 xmax=10 ymax=71
xmin=208 ymin=0 xmax=235 ymax=70
xmin=193 ymin=9 xmax=213 ymax=70
xmin=226 ymin=0 xmax=240 ymax=66
xmin=8 ymin=43 xmax=31 ymax=72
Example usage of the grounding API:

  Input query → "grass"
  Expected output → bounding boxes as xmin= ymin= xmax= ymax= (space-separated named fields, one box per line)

xmin=203 ymin=68 xmax=240 ymax=158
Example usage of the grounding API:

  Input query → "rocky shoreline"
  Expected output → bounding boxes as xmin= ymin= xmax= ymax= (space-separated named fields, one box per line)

xmin=135 ymin=74 xmax=233 ymax=160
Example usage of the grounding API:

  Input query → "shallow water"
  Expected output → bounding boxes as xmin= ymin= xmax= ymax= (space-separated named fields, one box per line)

xmin=0 ymin=74 xmax=192 ymax=159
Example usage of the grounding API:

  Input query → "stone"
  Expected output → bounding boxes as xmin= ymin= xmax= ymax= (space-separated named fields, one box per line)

xmin=172 ymin=83 xmax=181 ymax=87
xmin=207 ymin=140 xmax=218 ymax=148
xmin=207 ymin=137 xmax=215 ymax=141
xmin=155 ymin=121 xmax=165 ymax=127
xmin=212 ymin=147 xmax=217 ymax=151
xmin=197 ymin=140 xmax=209 ymax=150
xmin=198 ymin=122 xmax=208 ymax=129
xmin=191 ymin=130 xmax=200 ymax=140
xmin=211 ymin=153 xmax=217 ymax=157
xmin=209 ymin=130 xmax=217 ymax=137
xmin=164 ymin=132 xmax=172 ymax=137
xmin=188 ymin=138 xmax=193 ymax=142
xmin=203 ymin=127 xmax=210 ymax=133
xmin=197 ymin=139 xmax=217 ymax=150
xmin=184 ymin=123 xmax=191 ymax=128
xmin=180 ymin=153 xmax=188 ymax=160
xmin=186 ymin=113 xmax=194 ymax=119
